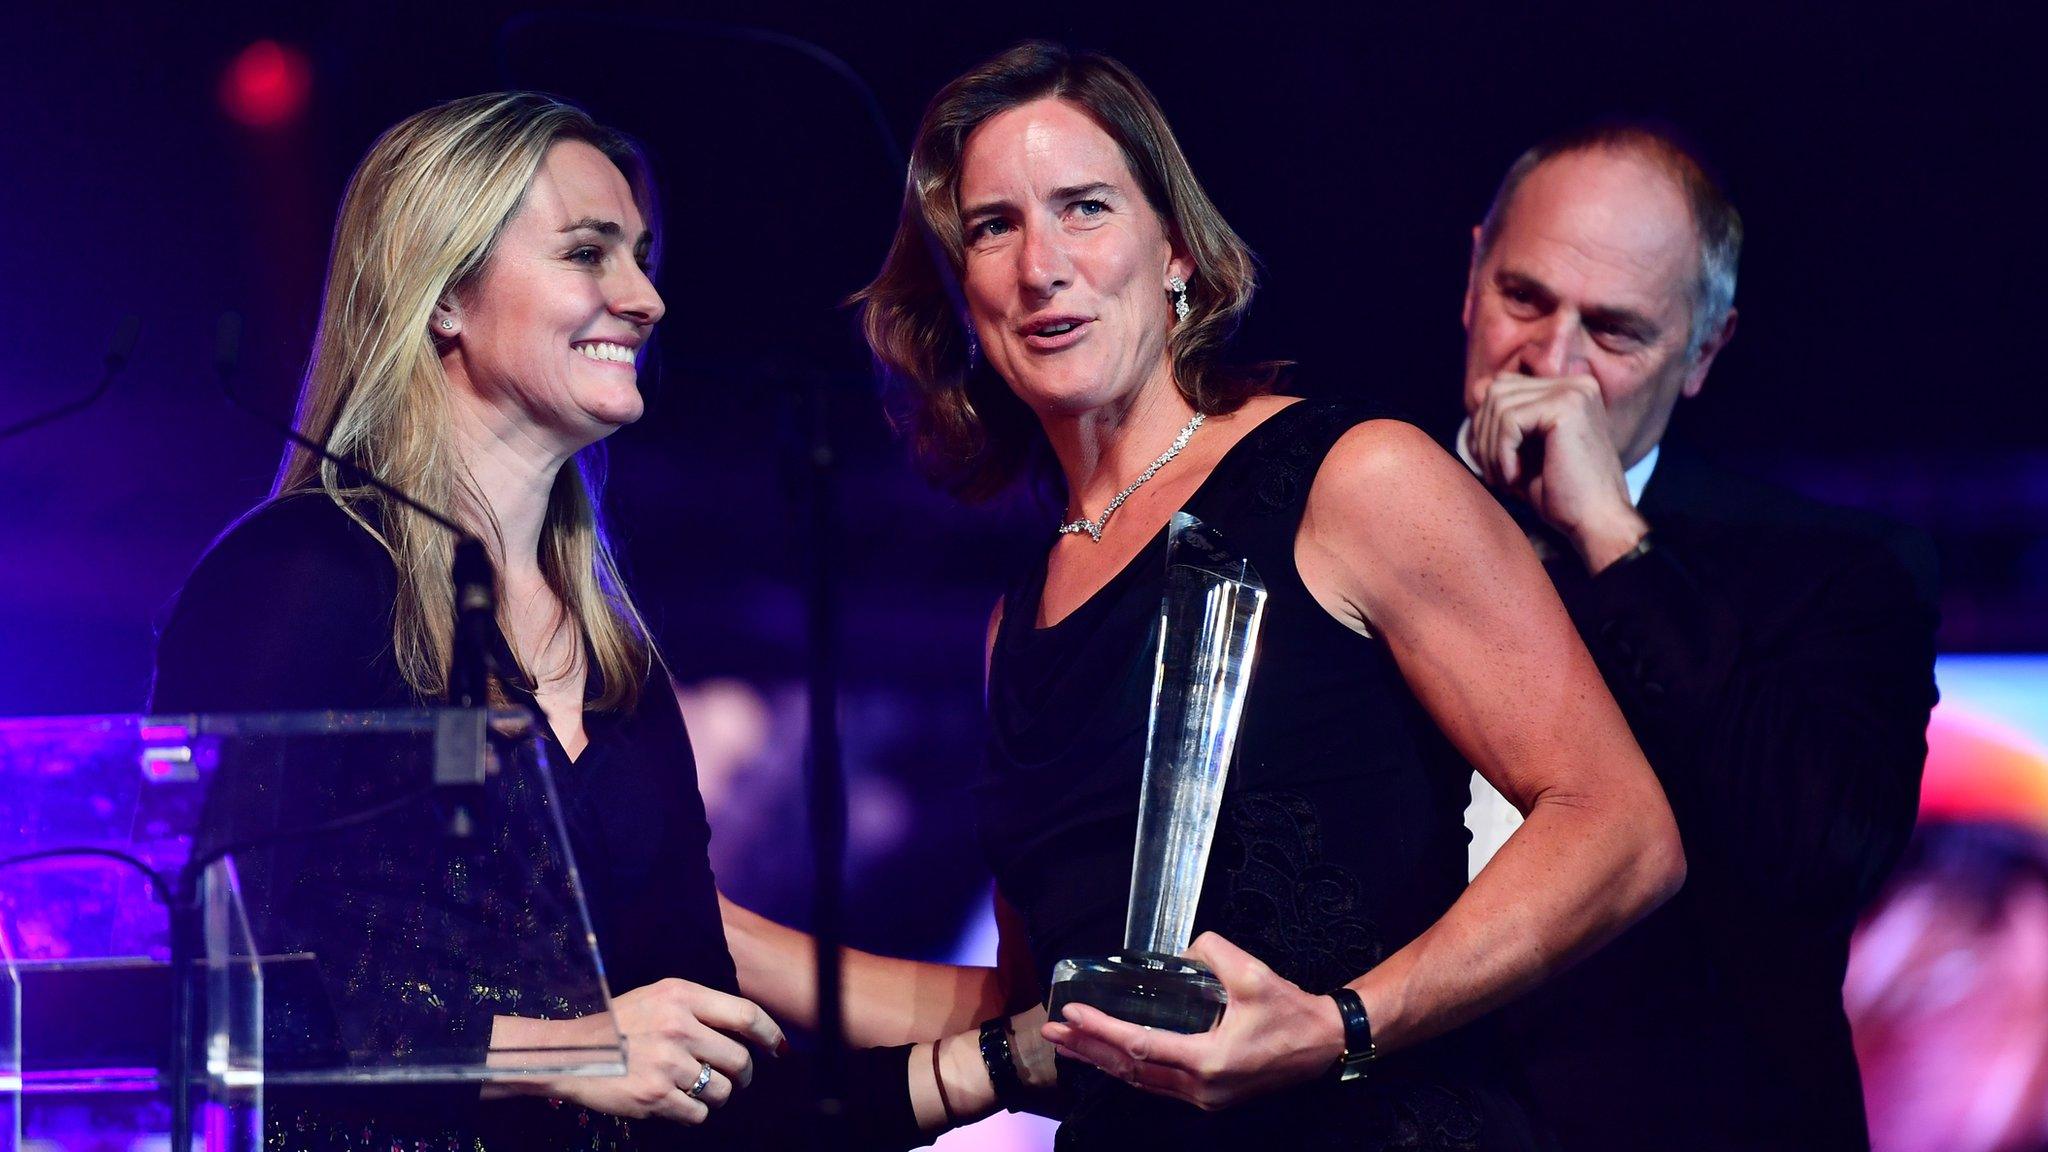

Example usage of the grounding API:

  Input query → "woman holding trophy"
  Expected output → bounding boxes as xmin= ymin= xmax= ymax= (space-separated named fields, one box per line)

xmin=856 ymin=41 xmax=1686 ymax=1148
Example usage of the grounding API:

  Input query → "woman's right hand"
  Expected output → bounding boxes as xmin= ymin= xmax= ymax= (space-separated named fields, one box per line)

xmin=496 ymin=978 xmax=786 ymax=1125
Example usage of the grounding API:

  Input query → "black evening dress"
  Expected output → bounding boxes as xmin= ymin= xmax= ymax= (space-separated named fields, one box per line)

xmin=981 ymin=401 xmax=1549 ymax=1151
xmin=151 ymin=491 xmax=920 ymax=1152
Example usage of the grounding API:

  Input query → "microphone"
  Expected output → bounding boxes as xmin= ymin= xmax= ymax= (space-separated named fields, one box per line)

xmin=212 ymin=312 xmax=503 ymax=833
xmin=0 ymin=315 xmax=141 ymax=441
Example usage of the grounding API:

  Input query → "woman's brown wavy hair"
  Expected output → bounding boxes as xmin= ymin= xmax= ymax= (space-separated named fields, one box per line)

xmin=856 ymin=40 xmax=1281 ymax=501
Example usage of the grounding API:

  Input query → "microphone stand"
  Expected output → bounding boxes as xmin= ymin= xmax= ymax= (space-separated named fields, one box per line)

xmin=800 ymin=376 xmax=848 ymax=1126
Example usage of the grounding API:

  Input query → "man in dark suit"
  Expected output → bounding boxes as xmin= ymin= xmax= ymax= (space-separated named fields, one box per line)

xmin=1456 ymin=125 xmax=1939 ymax=1150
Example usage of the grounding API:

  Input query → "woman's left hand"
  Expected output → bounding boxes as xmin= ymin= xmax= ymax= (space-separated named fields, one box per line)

xmin=1041 ymin=932 xmax=1347 ymax=1111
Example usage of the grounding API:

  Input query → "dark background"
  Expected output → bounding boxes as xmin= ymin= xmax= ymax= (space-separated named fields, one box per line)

xmin=3 ymin=1 xmax=2041 ymax=953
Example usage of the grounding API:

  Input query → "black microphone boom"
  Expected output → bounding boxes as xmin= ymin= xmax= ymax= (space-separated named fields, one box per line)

xmin=210 ymin=311 xmax=503 ymax=799
xmin=0 ymin=315 xmax=140 ymax=441
xmin=212 ymin=313 xmax=471 ymax=541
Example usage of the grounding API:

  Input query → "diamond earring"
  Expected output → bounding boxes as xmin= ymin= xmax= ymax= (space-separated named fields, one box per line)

xmin=439 ymin=319 xmax=455 ymax=330
xmin=1167 ymin=277 xmax=1190 ymax=323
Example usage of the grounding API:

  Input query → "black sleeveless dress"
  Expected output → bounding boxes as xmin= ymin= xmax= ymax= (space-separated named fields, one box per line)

xmin=981 ymin=401 xmax=1546 ymax=1151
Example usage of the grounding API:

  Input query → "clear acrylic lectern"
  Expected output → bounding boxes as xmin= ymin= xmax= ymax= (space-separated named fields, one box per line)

xmin=0 ymin=709 xmax=625 ymax=1150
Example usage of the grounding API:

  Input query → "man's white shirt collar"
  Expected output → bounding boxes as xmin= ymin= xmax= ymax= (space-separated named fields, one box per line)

xmin=1454 ymin=418 xmax=1660 ymax=508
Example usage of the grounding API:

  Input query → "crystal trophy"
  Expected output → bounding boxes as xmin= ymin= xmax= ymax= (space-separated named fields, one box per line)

xmin=1047 ymin=512 xmax=1269 ymax=1033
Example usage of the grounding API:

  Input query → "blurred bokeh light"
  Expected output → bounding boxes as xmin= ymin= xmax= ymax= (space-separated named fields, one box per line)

xmin=217 ymin=39 xmax=311 ymax=129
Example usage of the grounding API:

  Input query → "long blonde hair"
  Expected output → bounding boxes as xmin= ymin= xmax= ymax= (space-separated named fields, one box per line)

xmin=278 ymin=91 xmax=656 ymax=711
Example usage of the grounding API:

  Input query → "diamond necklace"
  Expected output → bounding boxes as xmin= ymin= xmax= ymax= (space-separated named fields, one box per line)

xmin=1057 ymin=412 xmax=1205 ymax=543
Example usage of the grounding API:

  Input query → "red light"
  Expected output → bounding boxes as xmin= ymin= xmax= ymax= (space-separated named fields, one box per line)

xmin=219 ymin=40 xmax=312 ymax=129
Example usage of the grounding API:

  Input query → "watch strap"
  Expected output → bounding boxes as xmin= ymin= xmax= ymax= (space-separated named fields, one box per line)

xmin=978 ymin=1016 xmax=1023 ymax=1111
xmin=1328 ymin=987 xmax=1376 ymax=1082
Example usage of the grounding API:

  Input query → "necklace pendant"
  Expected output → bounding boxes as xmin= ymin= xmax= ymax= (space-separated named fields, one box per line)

xmin=1058 ymin=411 xmax=1204 ymax=544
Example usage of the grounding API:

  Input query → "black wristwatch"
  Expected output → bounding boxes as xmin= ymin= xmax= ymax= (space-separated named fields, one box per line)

xmin=978 ymin=1016 xmax=1023 ymax=1111
xmin=1328 ymin=988 xmax=1377 ymax=1082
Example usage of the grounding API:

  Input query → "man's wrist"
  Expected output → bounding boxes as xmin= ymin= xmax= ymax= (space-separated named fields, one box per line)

xmin=1572 ymin=507 xmax=1653 ymax=574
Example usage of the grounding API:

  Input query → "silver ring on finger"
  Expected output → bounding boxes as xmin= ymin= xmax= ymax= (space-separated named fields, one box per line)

xmin=686 ymin=1062 xmax=714 ymax=1100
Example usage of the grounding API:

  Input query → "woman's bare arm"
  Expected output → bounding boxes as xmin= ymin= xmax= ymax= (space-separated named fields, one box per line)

xmin=1297 ymin=419 xmax=1684 ymax=1049
xmin=719 ymin=894 xmax=1009 ymax=1047
xmin=1045 ymin=420 xmax=1683 ymax=1109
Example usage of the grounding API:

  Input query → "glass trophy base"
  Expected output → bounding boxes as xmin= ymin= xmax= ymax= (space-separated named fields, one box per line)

xmin=1046 ymin=951 xmax=1226 ymax=1033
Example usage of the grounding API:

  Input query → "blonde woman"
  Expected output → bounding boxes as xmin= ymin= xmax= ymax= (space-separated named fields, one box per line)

xmin=154 ymin=92 xmax=1032 ymax=1150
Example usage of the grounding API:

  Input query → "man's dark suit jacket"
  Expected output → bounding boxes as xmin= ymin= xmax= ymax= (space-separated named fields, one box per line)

xmin=1496 ymin=446 xmax=1939 ymax=1152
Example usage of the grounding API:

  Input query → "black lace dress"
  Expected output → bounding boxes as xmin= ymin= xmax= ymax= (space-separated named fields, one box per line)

xmin=981 ymin=402 xmax=1548 ymax=1151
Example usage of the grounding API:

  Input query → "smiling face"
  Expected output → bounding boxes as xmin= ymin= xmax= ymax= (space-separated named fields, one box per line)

xmin=1461 ymin=148 xmax=1721 ymax=467
xmin=441 ymin=139 xmax=663 ymax=458
xmin=956 ymin=97 xmax=1190 ymax=418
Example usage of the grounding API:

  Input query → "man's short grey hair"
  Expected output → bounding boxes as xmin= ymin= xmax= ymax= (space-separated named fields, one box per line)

xmin=1476 ymin=122 xmax=1743 ymax=360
